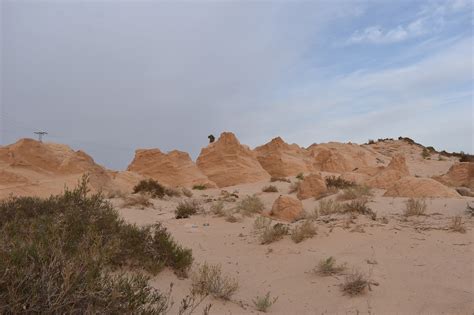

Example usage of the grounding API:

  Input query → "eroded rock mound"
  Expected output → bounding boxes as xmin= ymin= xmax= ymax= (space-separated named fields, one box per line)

xmin=254 ymin=137 xmax=312 ymax=177
xmin=127 ymin=148 xmax=215 ymax=188
xmin=297 ymin=173 xmax=328 ymax=200
xmin=433 ymin=162 xmax=474 ymax=190
xmin=269 ymin=195 xmax=304 ymax=222
xmin=196 ymin=132 xmax=270 ymax=187
xmin=365 ymin=154 xmax=410 ymax=189
xmin=384 ymin=177 xmax=460 ymax=198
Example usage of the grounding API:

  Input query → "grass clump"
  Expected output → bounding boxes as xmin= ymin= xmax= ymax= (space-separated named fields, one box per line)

xmin=342 ymin=200 xmax=377 ymax=220
xmin=133 ymin=178 xmax=166 ymax=198
xmin=270 ymin=176 xmax=291 ymax=183
xmin=314 ymin=256 xmax=346 ymax=276
xmin=326 ymin=176 xmax=355 ymax=189
xmin=316 ymin=199 xmax=343 ymax=216
xmin=341 ymin=270 xmax=370 ymax=296
xmin=191 ymin=263 xmax=239 ymax=300
xmin=291 ymin=221 xmax=317 ymax=243
xmin=262 ymin=185 xmax=278 ymax=193
xmin=0 ymin=176 xmax=193 ymax=313
xmin=296 ymin=172 xmax=305 ymax=180
xmin=210 ymin=201 xmax=226 ymax=216
xmin=253 ymin=216 xmax=272 ymax=231
xmin=421 ymin=148 xmax=431 ymax=159
xmin=253 ymin=292 xmax=278 ymax=312
xmin=449 ymin=216 xmax=466 ymax=233
xmin=404 ymin=198 xmax=427 ymax=216
xmin=121 ymin=193 xmax=153 ymax=209
xmin=237 ymin=195 xmax=265 ymax=216
xmin=337 ymin=185 xmax=372 ymax=201
xmin=175 ymin=199 xmax=203 ymax=219
xmin=260 ymin=223 xmax=289 ymax=244
xmin=192 ymin=184 xmax=207 ymax=190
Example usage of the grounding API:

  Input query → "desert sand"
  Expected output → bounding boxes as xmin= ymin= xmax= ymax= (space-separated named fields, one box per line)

xmin=1 ymin=132 xmax=472 ymax=314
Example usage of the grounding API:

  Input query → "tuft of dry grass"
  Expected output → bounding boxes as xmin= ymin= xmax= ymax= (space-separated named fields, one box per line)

xmin=296 ymin=173 xmax=305 ymax=180
xmin=121 ymin=193 xmax=153 ymax=209
xmin=316 ymin=199 xmax=343 ymax=216
xmin=259 ymin=223 xmax=289 ymax=244
xmin=341 ymin=270 xmax=370 ymax=296
xmin=291 ymin=221 xmax=317 ymax=243
xmin=210 ymin=201 xmax=226 ymax=217
xmin=191 ymin=263 xmax=239 ymax=300
xmin=342 ymin=200 xmax=377 ymax=220
xmin=337 ymin=185 xmax=372 ymax=201
xmin=270 ymin=176 xmax=291 ymax=183
xmin=225 ymin=213 xmax=240 ymax=223
xmin=325 ymin=176 xmax=355 ymax=189
xmin=192 ymin=184 xmax=207 ymax=190
xmin=253 ymin=216 xmax=272 ymax=231
xmin=314 ymin=256 xmax=346 ymax=276
xmin=175 ymin=199 xmax=203 ymax=219
xmin=262 ymin=185 xmax=278 ymax=193
xmin=237 ymin=195 xmax=265 ymax=216
xmin=449 ymin=216 xmax=466 ymax=233
xmin=252 ymin=292 xmax=278 ymax=313
xmin=404 ymin=198 xmax=427 ymax=216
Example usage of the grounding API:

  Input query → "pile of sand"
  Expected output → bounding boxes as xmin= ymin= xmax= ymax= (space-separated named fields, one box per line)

xmin=127 ymin=148 xmax=216 ymax=188
xmin=196 ymin=132 xmax=270 ymax=187
xmin=433 ymin=162 xmax=474 ymax=190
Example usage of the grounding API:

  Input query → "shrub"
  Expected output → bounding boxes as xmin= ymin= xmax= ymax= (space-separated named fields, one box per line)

xmin=337 ymin=185 xmax=372 ymax=201
xmin=421 ymin=148 xmax=431 ymax=159
xmin=367 ymin=139 xmax=375 ymax=144
xmin=191 ymin=263 xmax=239 ymax=300
xmin=316 ymin=199 xmax=343 ymax=216
xmin=467 ymin=203 xmax=474 ymax=217
xmin=121 ymin=193 xmax=153 ymax=209
xmin=225 ymin=213 xmax=240 ymax=223
xmin=210 ymin=201 xmax=225 ymax=216
xmin=133 ymin=179 xmax=166 ymax=198
xmin=342 ymin=200 xmax=377 ymax=220
xmin=314 ymin=257 xmax=346 ymax=276
xmin=262 ymin=185 xmax=278 ymax=193
xmin=449 ymin=216 xmax=466 ymax=233
xmin=192 ymin=184 xmax=207 ymax=190
xmin=253 ymin=216 xmax=272 ymax=231
xmin=288 ymin=181 xmax=301 ymax=194
xmin=260 ymin=223 xmax=289 ymax=244
xmin=326 ymin=176 xmax=356 ymax=189
xmin=164 ymin=187 xmax=181 ymax=197
xmin=296 ymin=172 xmax=305 ymax=180
xmin=175 ymin=200 xmax=202 ymax=219
xmin=341 ymin=270 xmax=370 ymax=296
xmin=291 ymin=221 xmax=317 ymax=243
xmin=0 ymin=177 xmax=193 ymax=313
xmin=270 ymin=176 xmax=291 ymax=183
xmin=253 ymin=292 xmax=278 ymax=312
xmin=237 ymin=195 xmax=265 ymax=216
xmin=404 ymin=198 xmax=427 ymax=216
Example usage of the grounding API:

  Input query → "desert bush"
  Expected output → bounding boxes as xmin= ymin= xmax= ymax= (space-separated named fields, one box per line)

xmin=164 ymin=186 xmax=182 ymax=197
xmin=237 ymin=195 xmax=265 ymax=216
xmin=175 ymin=199 xmax=203 ymax=219
xmin=326 ymin=176 xmax=355 ymax=189
xmin=270 ymin=176 xmax=291 ymax=183
xmin=225 ymin=213 xmax=240 ymax=223
xmin=0 ymin=177 xmax=193 ymax=313
xmin=121 ymin=193 xmax=153 ymax=209
xmin=314 ymin=256 xmax=346 ymax=276
xmin=262 ymin=185 xmax=278 ymax=193
xmin=253 ymin=216 xmax=272 ymax=231
xmin=449 ymin=216 xmax=466 ymax=233
xmin=316 ymin=199 xmax=343 ymax=216
xmin=467 ymin=203 xmax=474 ymax=217
xmin=296 ymin=172 xmax=305 ymax=180
xmin=289 ymin=181 xmax=301 ymax=194
xmin=341 ymin=270 xmax=370 ymax=296
xmin=342 ymin=200 xmax=376 ymax=220
xmin=404 ymin=198 xmax=427 ymax=216
xmin=133 ymin=178 xmax=166 ymax=198
xmin=367 ymin=139 xmax=375 ymax=144
xmin=182 ymin=187 xmax=193 ymax=198
xmin=291 ymin=221 xmax=317 ymax=243
xmin=260 ymin=223 xmax=289 ymax=244
xmin=253 ymin=292 xmax=278 ymax=312
xmin=421 ymin=148 xmax=431 ymax=159
xmin=210 ymin=201 xmax=226 ymax=216
xmin=192 ymin=184 xmax=207 ymax=190
xmin=191 ymin=263 xmax=239 ymax=300
xmin=337 ymin=185 xmax=372 ymax=201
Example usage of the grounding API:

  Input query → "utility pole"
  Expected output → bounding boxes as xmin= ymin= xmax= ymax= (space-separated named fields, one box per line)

xmin=34 ymin=131 xmax=48 ymax=142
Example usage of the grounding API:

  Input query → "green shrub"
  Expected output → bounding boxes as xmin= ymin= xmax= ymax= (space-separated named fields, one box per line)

xmin=0 ymin=177 xmax=193 ymax=313
xmin=192 ymin=184 xmax=207 ymax=190
xmin=291 ymin=221 xmax=317 ymax=243
xmin=421 ymin=148 xmax=431 ymax=159
xmin=191 ymin=263 xmax=239 ymax=300
xmin=325 ymin=176 xmax=355 ymax=189
xmin=253 ymin=292 xmax=278 ymax=312
xmin=296 ymin=172 xmax=305 ymax=180
xmin=133 ymin=178 xmax=166 ymax=198
xmin=175 ymin=200 xmax=202 ymax=219
xmin=237 ymin=195 xmax=265 ymax=216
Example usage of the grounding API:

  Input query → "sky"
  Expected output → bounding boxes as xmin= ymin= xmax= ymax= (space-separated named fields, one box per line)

xmin=1 ymin=0 xmax=472 ymax=169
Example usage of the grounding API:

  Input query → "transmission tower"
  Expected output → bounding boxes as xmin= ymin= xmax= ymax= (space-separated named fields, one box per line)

xmin=34 ymin=131 xmax=48 ymax=142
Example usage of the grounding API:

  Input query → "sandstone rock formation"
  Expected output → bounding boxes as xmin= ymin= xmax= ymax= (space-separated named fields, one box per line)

xmin=254 ymin=137 xmax=312 ymax=177
xmin=384 ymin=177 xmax=460 ymax=198
xmin=365 ymin=154 xmax=410 ymax=189
xmin=269 ymin=195 xmax=304 ymax=222
xmin=196 ymin=132 xmax=270 ymax=187
xmin=297 ymin=173 xmax=328 ymax=200
xmin=433 ymin=162 xmax=474 ymax=190
xmin=127 ymin=148 xmax=216 ymax=188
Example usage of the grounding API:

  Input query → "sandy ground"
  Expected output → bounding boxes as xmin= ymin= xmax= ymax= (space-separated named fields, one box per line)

xmin=115 ymin=178 xmax=474 ymax=315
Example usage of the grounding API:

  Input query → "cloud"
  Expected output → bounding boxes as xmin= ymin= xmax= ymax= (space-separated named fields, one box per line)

xmin=349 ymin=19 xmax=427 ymax=44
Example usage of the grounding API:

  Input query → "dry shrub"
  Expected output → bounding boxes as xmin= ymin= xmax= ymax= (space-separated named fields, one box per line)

xmin=341 ymin=270 xmax=370 ymax=296
xmin=270 ymin=176 xmax=291 ymax=183
xmin=253 ymin=292 xmax=278 ymax=313
xmin=296 ymin=173 xmax=305 ymax=180
xmin=291 ymin=221 xmax=317 ymax=243
xmin=262 ymin=185 xmax=278 ymax=193
xmin=316 ymin=199 xmax=343 ymax=216
xmin=164 ymin=187 xmax=181 ymax=197
xmin=192 ymin=184 xmax=207 ymax=190
xmin=237 ymin=195 xmax=265 ymax=216
xmin=342 ymin=200 xmax=377 ymax=220
xmin=288 ymin=181 xmax=301 ymax=194
xmin=210 ymin=201 xmax=225 ymax=217
xmin=337 ymin=185 xmax=372 ymax=201
xmin=467 ymin=203 xmax=474 ymax=217
xmin=191 ymin=263 xmax=238 ymax=300
xmin=175 ymin=199 xmax=203 ymax=219
xmin=314 ymin=256 xmax=346 ymax=276
xmin=260 ymin=223 xmax=289 ymax=244
xmin=326 ymin=176 xmax=355 ymax=189
xmin=253 ymin=216 xmax=272 ymax=231
xmin=404 ymin=198 xmax=427 ymax=216
xmin=133 ymin=179 xmax=166 ymax=198
xmin=121 ymin=193 xmax=153 ymax=209
xmin=449 ymin=216 xmax=466 ymax=233
xmin=225 ymin=213 xmax=240 ymax=223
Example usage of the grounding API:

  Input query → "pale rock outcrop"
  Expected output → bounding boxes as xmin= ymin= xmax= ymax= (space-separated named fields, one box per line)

xmin=297 ymin=173 xmax=328 ymax=200
xmin=269 ymin=195 xmax=304 ymax=222
xmin=196 ymin=132 xmax=270 ymax=187
xmin=433 ymin=162 xmax=474 ymax=190
xmin=384 ymin=177 xmax=460 ymax=198
xmin=127 ymin=149 xmax=216 ymax=188
xmin=254 ymin=137 xmax=312 ymax=177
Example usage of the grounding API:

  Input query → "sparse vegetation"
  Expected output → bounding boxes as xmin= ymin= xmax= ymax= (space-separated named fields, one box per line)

xmin=314 ymin=256 xmax=346 ymax=276
xmin=192 ymin=184 xmax=207 ymax=190
xmin=467 ymin=203 xmax=474 ymax=217
xmin=262 ymin=185 xmax=278 ymax=193
xmin=225 ymin=214 xmax=240 ymax=223
xmin=296 ymin=172 xmax=305 ymax=180
xmin=367 ymin=139 xmax=375 ymax=144
xmin=191 ymin=263 xmax=239 ymax=300
xmin=121 ymin=193 xmax=153 ymax=209
xmin=253 ymin=216 xmax=272 ymax=231
xmin=316 ymin=199 xmax=343 ymax=216
xmin=404 ymin=198 xmax=427 ymax=216
xmin=291 ymin=221 xmax=317 ymax=243
xmin=326 ymin=176 xmax=356 ymax=189
xmin=342 ymin=200 xmax=377 ymax=220
xmin=133 ymin=178 xmax=166 ymax=198
xmin=253 ymin=292 xmax=278 ymax=312
xmin=175 ymin=199 xmax=203 ymax=219
xmin=270 ymin=176 xmax=291 ymax=183
xmin=210 ymin=200 xmax=226 ymax=216
xmin=449 ymin=216 xmax=466 ymax=233
xmin=260 ymin=223 xmax=289 ymax=244
xmin=164 ymin=186 xmax=182 ymax=197
xmin=237 ymin=195 xmax=265 ymax=216
xmin=0 ymin=177 xmax=193 ymax=313
xmin=341 ymin=270 xmax=370 ymax=296
xmin=421 ymin=148 xmax=431 ymax=159
xmin=337 ymin=185 xmax=372 ymax=201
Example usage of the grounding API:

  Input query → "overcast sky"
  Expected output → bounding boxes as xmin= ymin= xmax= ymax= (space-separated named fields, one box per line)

xmin=1 ymin=0 xmax=472 ymax=169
